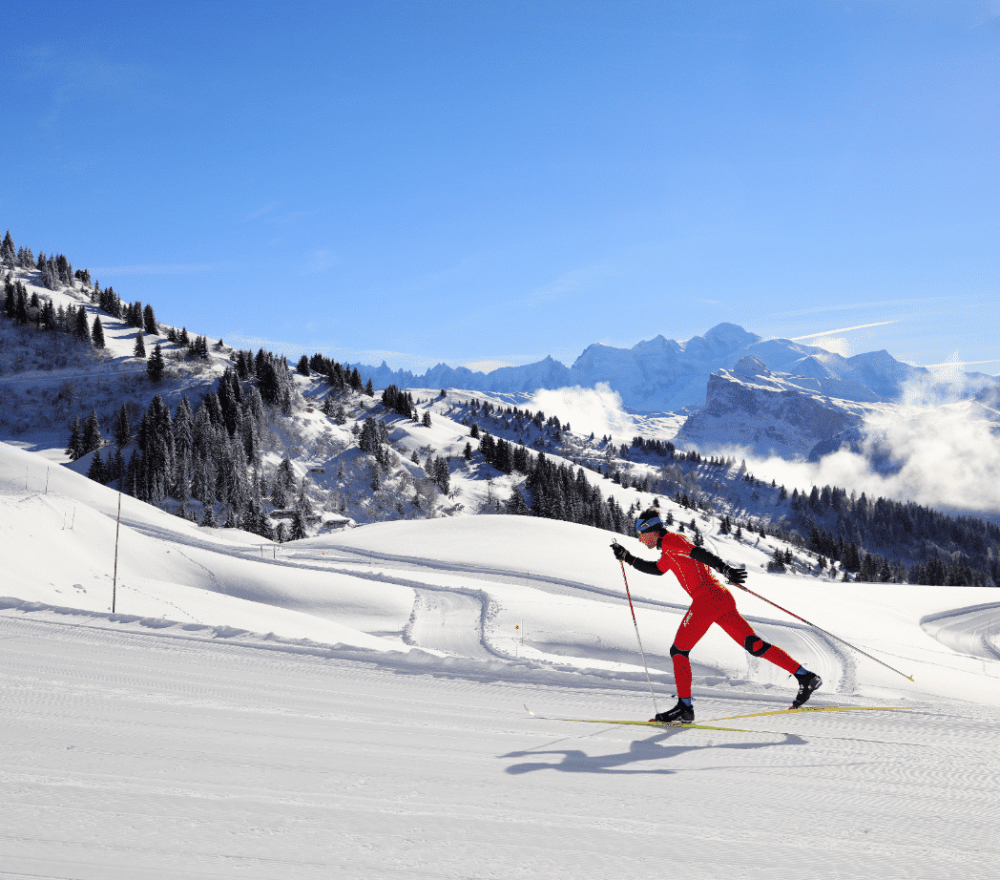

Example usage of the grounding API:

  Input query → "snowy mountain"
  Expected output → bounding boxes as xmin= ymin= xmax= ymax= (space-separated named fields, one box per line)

xmin=673 ymin=356 xmax=885 ymax=459
xmin=360 ymin=322 xmax=998 ymax=413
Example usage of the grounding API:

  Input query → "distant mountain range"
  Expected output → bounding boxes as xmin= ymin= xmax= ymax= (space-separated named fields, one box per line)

xmin=360 ymin=323 xmax=999 ymax=414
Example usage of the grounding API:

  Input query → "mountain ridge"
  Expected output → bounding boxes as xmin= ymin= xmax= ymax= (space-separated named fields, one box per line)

xmin=358 ymin=323 xmax=997 ymax=413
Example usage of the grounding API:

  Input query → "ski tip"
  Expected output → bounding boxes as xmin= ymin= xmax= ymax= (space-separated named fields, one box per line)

xmin=908 ymin=675 xmax=915 ymax=682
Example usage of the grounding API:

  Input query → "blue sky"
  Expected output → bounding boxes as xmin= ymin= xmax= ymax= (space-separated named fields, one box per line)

xmin=3 ymin=0 xmax=998 ymax=374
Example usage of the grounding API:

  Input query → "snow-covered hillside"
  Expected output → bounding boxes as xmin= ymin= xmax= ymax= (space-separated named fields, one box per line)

xmin=3 ymin=438 xmax=1000 ymax=877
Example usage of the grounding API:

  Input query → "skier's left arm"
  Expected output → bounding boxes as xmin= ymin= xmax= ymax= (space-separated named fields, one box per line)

xmin=689 ymin=546 xmax=747 ymax=585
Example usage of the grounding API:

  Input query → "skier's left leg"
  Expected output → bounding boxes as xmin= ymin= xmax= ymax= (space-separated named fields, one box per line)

xmin=716 ymin=591 xmax=822 ymax=707
xmin=716 ymin=597 xmax=800 ymax=675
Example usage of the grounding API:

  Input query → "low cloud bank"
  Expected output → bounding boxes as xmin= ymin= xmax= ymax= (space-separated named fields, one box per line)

xmin=749 ymin=369 xmax=1000 ymax=516
xmin=534 ymin=371 xmax=1000 ymax=518
xmin=530 ymin=383 xmax=635 ymax=441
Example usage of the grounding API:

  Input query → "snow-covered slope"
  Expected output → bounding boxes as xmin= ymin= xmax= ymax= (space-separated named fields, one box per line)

xmin=3 ymin=436 xmax=1000 ymax=877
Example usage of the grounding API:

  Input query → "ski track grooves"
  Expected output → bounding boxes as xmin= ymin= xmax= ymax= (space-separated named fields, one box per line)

xmin=921 ymin=603 xmax=1000 ymax=662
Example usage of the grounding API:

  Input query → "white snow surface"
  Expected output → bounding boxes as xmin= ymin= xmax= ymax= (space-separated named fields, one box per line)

xmin=3 ymin=440 xmax=1000 ymax=878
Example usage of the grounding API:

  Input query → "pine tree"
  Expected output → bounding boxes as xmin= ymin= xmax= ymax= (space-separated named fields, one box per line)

xmin=143 ymin=304 xmax=158 ymax=335
xmin=82 ymin=410 xmax=103 ymax=455
xmin=433 ymin=457 xmax=450 ymax=495
xmin=144 ymin=395 xmax=175 ymax=503
xmin=0 ymin=231 xmax=14 ymax=268
xmin=259 ymin=360 xmax=282 ymax=406
xmin=290 ymin=509 xmax=308 ymax=540
xmin=359 ymin=417 xmax=380 ymax=455
xmin=74 ymin=306 xmax=90 ymax=341
xmin=506 ymin=486 xmax=530 ymax=515
xmin=66 ymin=417 xmax=84 ymax=461
xmin=172 ymin=396 xmax=195 ymax=500
xmin=87 ymin=449 xmax=106 ymax=483
xmin=271 ymin=456 xmax=296 ymax=508
xmin=40 ymin=299 xmax=56 ymax=330
xmin=133 ymin=331 xmax=146 ymax=358
xmin=13 ymin=284 xmax=28 ymax=324
xmin=3 ymin=279 xmax=14 ymax=318
xmin=147 ymin=344 xmax=165 ymax=382
xmin=110 ymin=448 xmax=126 ymax=488
xmin=91 ymin=315 xmax=105 ymax=348
xmin=113 ymin=405 xmax=132 ymax=448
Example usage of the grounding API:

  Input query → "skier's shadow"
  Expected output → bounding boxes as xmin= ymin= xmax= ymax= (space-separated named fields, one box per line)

xmin=502 ymin=728 xmax=805 ymax=775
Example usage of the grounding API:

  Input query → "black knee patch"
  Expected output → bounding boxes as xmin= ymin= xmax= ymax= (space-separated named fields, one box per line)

xmin=744 ymin=634 xmax=771 ymax=657
xmin=670 ymin=644 xmax=691 ymax=659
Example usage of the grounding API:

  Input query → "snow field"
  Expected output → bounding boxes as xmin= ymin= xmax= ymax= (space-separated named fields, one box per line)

xmin=3 ymin=439 xmax=1000 ymax=877
xmin=3 ymin=614 xmax=1000 ymax=880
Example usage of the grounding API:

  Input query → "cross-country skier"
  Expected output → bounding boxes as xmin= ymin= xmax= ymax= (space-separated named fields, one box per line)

xmin=611 ymin=507 xmax=822 ymax=724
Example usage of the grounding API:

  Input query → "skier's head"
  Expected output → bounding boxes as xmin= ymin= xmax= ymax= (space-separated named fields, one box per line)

xmin=635 ymin=507 xmax=665 ymax=548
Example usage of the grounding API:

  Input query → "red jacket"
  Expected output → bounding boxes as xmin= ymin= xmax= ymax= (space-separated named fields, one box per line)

xmin=656 ymin=532 xmax=725 ymax=601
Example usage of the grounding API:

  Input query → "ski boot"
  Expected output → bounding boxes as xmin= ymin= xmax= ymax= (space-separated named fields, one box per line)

xmin=791 ymin=670 xmax=822 ymax=709
xmin=651 ymin=699 xmax=694 ymax=724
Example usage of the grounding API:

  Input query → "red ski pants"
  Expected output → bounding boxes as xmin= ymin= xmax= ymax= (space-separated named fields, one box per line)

xmin=671 ymin=586 xmax=799 ymax=699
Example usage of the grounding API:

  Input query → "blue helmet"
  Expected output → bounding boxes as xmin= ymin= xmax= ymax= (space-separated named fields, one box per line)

xmin=635 ymin=510 xmax=663 ymax=534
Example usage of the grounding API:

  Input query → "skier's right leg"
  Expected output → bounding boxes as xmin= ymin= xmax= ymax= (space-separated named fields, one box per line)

xmin=655 ymin=596 xmax=725 ymax=724
xmin=668 ymin=600 xmax=716 ymax=701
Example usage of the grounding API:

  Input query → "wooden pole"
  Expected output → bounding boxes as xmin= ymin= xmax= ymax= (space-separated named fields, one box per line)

xmin=112 ymin=494 xmax=122 ymax=613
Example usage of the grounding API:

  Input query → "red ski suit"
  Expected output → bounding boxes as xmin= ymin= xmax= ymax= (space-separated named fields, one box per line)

xmin=655 ymin=533 xmax=800 ymax=699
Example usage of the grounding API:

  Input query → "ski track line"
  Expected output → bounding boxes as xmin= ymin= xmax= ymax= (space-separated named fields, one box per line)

xmin=282 ymin=546 xmax=830 ymax=650
xmin=0 ymin=611 xmax=679 ymax=704
xmin=921 ymin=602 xmax=1000 ymax=663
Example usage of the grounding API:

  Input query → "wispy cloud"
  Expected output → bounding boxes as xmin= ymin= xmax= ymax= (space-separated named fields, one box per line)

xmin=520 ymin=264 xmax=609 ymax=307
xmin=246 ymin=201 xmax=282 ymax=221
xmin=924 ymin=359 xmax=1000 ymax=368
xmin=790 ymin=320 xmax=898 ymax=341
xmin=301 ymin=249 xmax=338 ymax=275
xmin=389 ymin=251 xmax=493 ymax=299
xmin=244 ymin=201 xmax=325 ymax=226
xmin=788 ymin=320 xmax=900 ymax=358
xmin=90 ymin=264 xmax=219 ymax=277
xmin=973 ymin=1 xmax=1000 ymax=27
xmin=772 ymin=298 xmax=942 ymax=320
xmin=23 ymin=45 xmax=156 ymax=131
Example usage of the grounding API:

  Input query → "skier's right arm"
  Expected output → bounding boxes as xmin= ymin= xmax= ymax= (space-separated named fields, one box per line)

xmin=611 ymin=542 xmax=663 ymax=576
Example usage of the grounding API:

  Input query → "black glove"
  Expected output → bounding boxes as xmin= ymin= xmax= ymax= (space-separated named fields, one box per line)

xmin=611 ymin=542 xmax=635 ymax=565
xmin=721 ymin=564 xmax=747 ymax=586
xmin=690 ymin=545 xmax=746 ymax=585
